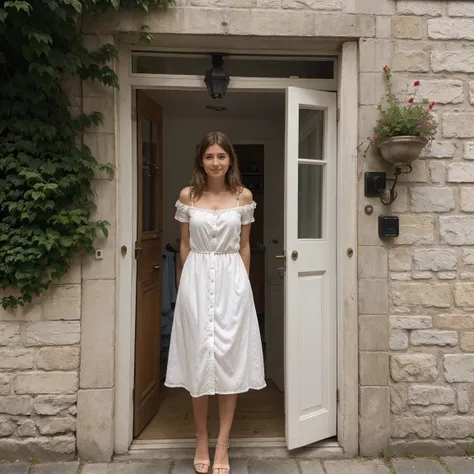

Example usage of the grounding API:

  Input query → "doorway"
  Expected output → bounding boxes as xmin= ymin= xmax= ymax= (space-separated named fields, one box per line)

xmin=114 ymin=45 xmax=360 ymax=456
xmin=134 ymin=89 xmax=287 ymax=440
xmin=132 ymin=85 xmax=338 ymax=448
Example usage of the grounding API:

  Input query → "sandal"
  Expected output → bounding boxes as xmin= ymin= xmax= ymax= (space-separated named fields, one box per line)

xmin=194 ymin=433 xmax=210 ymax=474
xmin=212 ymin=440 xmax=230 ymax=474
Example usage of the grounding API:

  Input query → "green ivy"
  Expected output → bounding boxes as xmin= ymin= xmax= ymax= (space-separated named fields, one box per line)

xmin=0 ymin=0 xmax=174 ymax=309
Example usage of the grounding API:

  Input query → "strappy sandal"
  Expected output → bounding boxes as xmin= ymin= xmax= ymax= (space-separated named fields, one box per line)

xmin=194 ymin=433 xmax=210 ymax=474
xmin=212 ymin=440 xmax=230 ymax=474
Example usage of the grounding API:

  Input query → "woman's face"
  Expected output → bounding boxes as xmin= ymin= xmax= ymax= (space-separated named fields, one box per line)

xmin=202 ymin=144 xmax=231 ymax=179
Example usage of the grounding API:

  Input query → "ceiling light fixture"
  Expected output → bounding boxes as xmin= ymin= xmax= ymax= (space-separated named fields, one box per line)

xmin=204 ymin=54 xmax=230 ymax=99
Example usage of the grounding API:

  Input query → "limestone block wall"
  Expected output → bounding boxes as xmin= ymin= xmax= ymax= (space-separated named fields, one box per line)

xmin=356 ymin=0 xmax=474 ymax=458
xmin=0 ymin=278 xmax=80 ymax=459
xmin=75 ymin=34 xmax=117 ymax=462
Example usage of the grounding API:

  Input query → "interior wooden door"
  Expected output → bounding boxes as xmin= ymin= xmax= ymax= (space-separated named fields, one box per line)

xmin=134 ymin=90 xmax=163 ymax=437
xmin=284 ymin=87 xmax=337 ymax=449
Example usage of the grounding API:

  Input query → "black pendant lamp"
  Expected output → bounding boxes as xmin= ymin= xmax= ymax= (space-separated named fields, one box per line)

xmin=204 ymin=54 xmax=230 ymax=99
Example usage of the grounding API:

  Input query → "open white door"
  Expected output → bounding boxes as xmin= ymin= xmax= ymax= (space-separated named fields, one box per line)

xmin=284 ymin=87 xmax=337 ymax=450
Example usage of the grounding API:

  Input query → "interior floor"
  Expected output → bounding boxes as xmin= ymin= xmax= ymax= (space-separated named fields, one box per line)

xmin=138 ymin=380 xmax=284 ymax=440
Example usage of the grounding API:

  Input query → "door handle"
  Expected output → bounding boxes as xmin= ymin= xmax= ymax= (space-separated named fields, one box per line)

xmin=153 ymin=265 xmax=160 ymax=270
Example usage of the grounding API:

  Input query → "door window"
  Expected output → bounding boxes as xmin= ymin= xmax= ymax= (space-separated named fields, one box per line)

xmin=141 ymin=117 xmax=159 ymax=232
xmin=298 ymin=108 xmax=325 ymax=239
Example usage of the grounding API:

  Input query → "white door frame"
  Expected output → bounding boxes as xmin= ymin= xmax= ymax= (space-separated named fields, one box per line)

xmin=114 ymin=43 xmax=358 ymax=455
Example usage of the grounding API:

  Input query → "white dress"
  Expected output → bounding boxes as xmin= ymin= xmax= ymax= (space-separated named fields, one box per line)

xmin=165 ymin=200 xmax=266 ymax=397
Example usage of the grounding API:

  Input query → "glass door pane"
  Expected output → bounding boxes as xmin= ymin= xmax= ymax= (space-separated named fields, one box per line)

xmin=297 ymin=107 xmax=325 ymax=239
xmin=299 ymin=109 xmax=324 ymax=160
xmin=141 ymin=117 xmax=159 ymax=232
xmin=298 ymin=164 xmax=324 ymax=239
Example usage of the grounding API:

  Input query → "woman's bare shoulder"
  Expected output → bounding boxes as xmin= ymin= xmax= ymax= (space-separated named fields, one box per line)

xmin=239 ymin=187 xmax=253 ymax=205
xmin=179 ymin=187 xmax=192 ymax=205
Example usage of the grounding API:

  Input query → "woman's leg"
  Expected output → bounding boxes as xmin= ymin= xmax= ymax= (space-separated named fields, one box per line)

xmin=193 ymin=395 xmax=210 ymax=473
xmin=213 ymin=394 xmax=237 ymax=472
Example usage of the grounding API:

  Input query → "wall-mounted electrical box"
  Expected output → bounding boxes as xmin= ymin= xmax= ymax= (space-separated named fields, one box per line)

xmin=378 ymin=215 xmax=399 ymax=238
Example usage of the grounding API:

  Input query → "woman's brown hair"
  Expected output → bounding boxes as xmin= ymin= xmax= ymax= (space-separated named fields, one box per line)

xmin=189 ymin=131 xmax=243 ymax=200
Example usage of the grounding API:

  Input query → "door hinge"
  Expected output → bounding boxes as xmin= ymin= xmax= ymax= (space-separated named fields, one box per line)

xmin=135 ymin=242 xmax=142 ymax=259
xmin=132 ymin=106 xmax=137 ymax=122
xmin=336 ymin=108 xmax=340 ymax=122
xmin=336 ymin=389 xmax=340 ymax=404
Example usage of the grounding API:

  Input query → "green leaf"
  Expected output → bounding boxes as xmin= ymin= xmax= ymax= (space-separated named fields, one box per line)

xmin=28 ymin=31 xmax=53 ymax=45
xmin=4 ymin=1 xmax=31 ymax=14
xmin=60 ymin=0 xmax=83 ymax=12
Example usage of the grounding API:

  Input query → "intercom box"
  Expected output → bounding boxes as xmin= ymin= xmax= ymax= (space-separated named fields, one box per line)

xmin=378 ymin=215 xmax=399 ymax=238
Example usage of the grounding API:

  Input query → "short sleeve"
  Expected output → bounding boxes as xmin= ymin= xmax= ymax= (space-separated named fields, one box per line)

xmin=175 ymin=200 xmax=190 ymax=223
xmin=241 ymin=202 xmax=257 ymax=225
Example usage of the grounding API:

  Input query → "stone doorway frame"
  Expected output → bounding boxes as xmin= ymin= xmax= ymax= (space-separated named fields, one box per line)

xmin=113 ymin=41 xmax=359 ymax=456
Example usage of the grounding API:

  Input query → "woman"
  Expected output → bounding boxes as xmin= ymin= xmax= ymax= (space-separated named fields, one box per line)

xmin=165 ymin=132 xmax=266 ymax=474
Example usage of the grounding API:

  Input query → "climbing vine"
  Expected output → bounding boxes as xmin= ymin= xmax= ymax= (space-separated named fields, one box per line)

xmin=0 ymin=0 xmax=173 ymax=308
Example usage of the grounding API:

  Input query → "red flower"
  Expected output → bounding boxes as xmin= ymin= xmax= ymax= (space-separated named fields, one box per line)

xmin=429 ymin=101 xmax=435 ymax=110
xmin=383 ymin=65 xmax=388 ymax=71
xmin=414 ymin=80 xmax=420 ymax=87
xmin=408 ymin=98 xmax=414 ymax=103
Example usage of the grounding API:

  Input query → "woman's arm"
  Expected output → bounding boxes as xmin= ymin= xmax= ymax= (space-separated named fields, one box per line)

xmin=176 ymin=187 xmax=192 ymax=285
xmin=176 ymin=223 xmax=190 ymax=286
xmin=180 ymin=223 xmax=191 ymax=267
xmin=239 ymin=188 xmax=253 ymax=275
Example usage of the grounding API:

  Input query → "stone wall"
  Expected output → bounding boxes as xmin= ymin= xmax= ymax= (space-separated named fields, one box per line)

xmin=357 ymin=0 xmax=474 ymax=459
xmin=0 ymin=281 xmax=80 ymax=460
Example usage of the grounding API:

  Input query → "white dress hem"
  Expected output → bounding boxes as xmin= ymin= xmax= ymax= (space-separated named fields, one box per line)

xmin=164 ymin=381 xmax=268 ymax=398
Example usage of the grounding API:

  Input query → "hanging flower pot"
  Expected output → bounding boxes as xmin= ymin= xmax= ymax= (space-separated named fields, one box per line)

xmin=378 ymin=135 xmax=428 ymax=168
xmin=360 ymin=66 xmax=438 ymax=169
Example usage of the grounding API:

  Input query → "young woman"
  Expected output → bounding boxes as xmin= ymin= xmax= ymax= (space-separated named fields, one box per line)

xmin=165 ymin=132 xmax=266 ymax=474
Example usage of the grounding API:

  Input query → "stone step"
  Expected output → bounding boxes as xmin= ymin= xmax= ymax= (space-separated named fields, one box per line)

xmin=0 ymin=457 xmax=473 ymax=474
